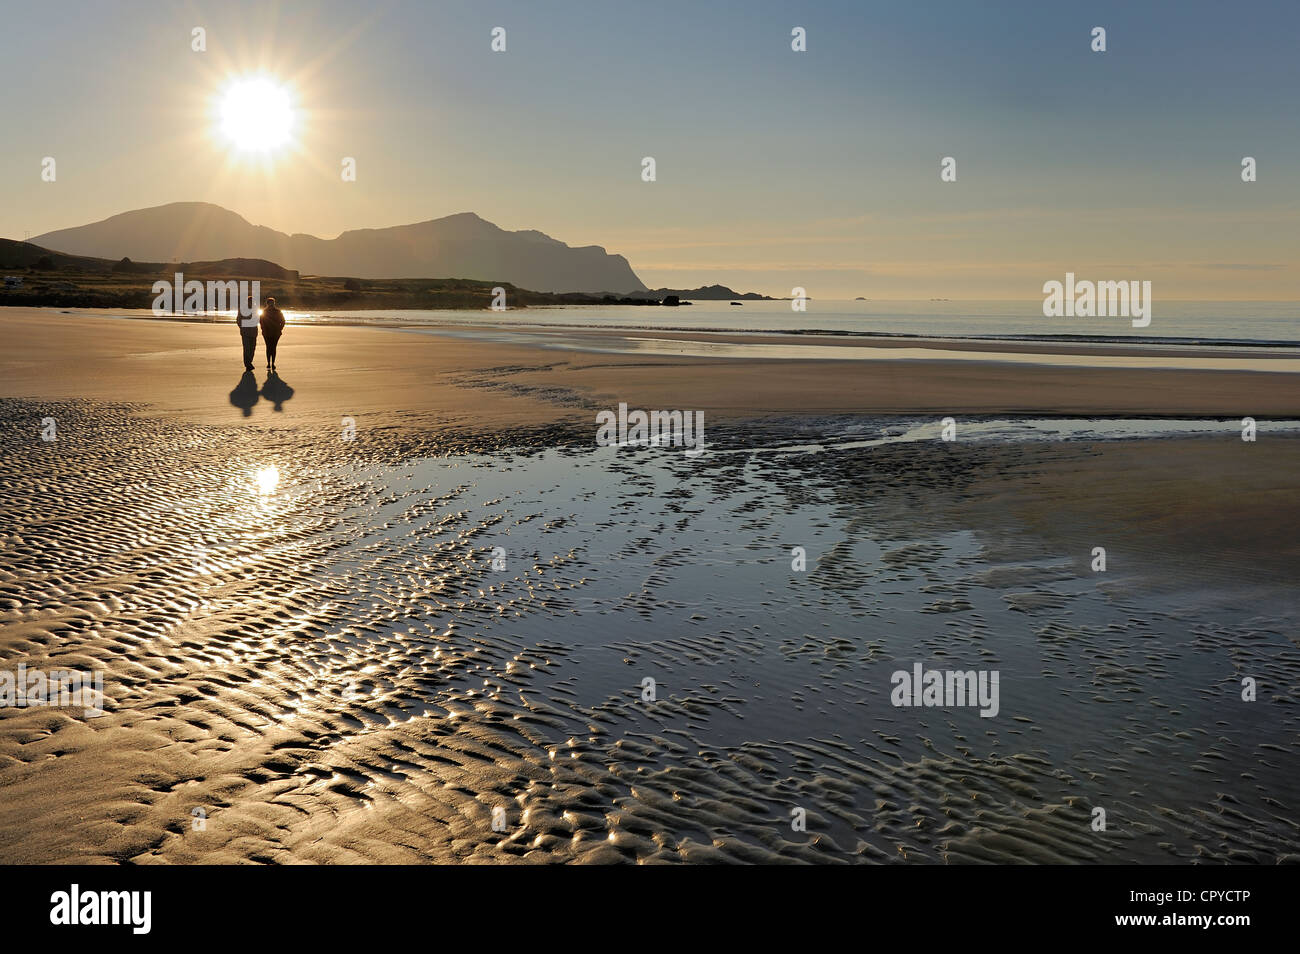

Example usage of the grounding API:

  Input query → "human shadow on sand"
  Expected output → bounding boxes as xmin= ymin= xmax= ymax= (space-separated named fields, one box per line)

xmin=261 ymin=372 xmax=295 ymax=411
xmin=230 ymin=372 xmax=261 ymax=417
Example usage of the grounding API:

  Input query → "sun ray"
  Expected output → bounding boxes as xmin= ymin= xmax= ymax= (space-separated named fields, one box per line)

xmin=217 ymin=76 xmax=295 ymax=152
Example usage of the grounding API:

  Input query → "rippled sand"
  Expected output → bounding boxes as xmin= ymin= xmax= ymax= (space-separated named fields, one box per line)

xmin=0 ymin=400 xmax=1296 ymax=863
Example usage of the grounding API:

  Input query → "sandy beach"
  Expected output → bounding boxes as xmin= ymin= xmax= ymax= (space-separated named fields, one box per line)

xmin=1 ymin=308 xmax=1297 ymax=864
xmin=2 ymin=310 xmax=1299 ymax=425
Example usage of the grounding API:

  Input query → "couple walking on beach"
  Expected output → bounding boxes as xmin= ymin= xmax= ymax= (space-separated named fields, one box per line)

xmin=238 ymin=297 xmax=285 ymax=372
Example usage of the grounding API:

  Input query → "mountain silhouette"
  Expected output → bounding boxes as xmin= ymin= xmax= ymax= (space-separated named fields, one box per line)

xmin=32 ymin=202 xmax=646 ymax=294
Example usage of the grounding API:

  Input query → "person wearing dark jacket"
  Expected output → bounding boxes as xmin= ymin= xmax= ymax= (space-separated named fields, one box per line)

xmin=260 ymin=297 xmax=286 ymax=371
xmin=238 ymin=296 xmax=260 ymax=371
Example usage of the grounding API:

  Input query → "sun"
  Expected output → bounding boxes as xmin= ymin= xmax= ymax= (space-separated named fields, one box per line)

xmin=219 ymin=77 xmax=294 ymax=151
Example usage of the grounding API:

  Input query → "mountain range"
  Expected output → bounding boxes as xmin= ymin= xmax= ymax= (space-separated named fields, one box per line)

xmin=31 ymin=202 xmax=646 ymax=295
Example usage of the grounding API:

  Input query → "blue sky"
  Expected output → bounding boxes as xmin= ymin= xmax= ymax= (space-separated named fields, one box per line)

xmin=2 ymin=0 xmax=1297 ymax=297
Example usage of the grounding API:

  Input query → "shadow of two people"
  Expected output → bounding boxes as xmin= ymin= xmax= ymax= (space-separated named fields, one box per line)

xmin=230 ymin=371 xmax=295 ymax=417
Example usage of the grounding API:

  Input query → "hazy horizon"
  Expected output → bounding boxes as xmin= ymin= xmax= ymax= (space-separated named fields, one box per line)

xmin=3 ymin=0 xmax=1298 ymax=299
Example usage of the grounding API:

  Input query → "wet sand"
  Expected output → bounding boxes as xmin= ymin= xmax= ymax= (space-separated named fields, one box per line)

xmin=1 ymin=308 xmax=1297 ymax=864
xmin=2 ymin=309 xmax=1298 ymax=424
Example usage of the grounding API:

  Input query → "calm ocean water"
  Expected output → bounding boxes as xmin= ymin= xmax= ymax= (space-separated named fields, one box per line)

xmin=78 ymin=299 xmax=1299 ymax=344
xmin=292 ymin=299 xmax=1300 ymax=344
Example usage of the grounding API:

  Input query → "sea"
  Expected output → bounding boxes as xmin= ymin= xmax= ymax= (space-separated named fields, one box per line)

xmin=80 ymin=299 xmax=1299 ymax=345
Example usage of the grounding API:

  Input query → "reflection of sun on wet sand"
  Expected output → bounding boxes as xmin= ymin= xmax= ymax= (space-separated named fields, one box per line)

xmin=0 ymin=307 xmax=1297 ymax=864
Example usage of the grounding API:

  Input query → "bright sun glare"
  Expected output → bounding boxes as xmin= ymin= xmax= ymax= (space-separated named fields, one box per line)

xmin=220 ymin=77 xmax=293 ymax=151
xmin=255 ymin=466 xmax=280 ymax=496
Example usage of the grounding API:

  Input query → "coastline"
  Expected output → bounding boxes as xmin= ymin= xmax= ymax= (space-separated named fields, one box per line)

xmin=27 ymin=304 xmax=1300 ymax=350
xmin=2 ymin=309 xmax=1298 ymax=425
xmin=1 ymin=306 xmax=1297 ymax=864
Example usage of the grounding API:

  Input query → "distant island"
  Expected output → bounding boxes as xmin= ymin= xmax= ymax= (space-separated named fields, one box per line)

xmin=0 ymin=238 xmax=768 ymax=310
xmin=645 ymin=284 xmax=771 ymax=301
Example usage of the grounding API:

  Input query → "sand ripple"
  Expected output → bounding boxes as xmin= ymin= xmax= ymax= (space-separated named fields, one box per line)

xmin=1 ymin=399 xmax=1297 ymax=863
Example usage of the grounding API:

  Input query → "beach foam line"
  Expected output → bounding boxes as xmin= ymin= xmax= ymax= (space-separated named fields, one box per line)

xmin=51 ymin=309 xmax=1300 ymax=349
xmin=409 ymin=327 xmax=1300 ymax=373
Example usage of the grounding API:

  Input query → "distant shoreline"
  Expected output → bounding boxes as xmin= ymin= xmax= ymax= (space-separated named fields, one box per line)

xmin=2 ymin=308 xmax=1297 ymax=426
xmin=0 ymin=243 xmax=775 ymax=309
xmin=33 ymin=306 xmax=1300 ymax=351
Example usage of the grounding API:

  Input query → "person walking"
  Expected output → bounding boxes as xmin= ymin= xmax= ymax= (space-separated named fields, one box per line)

xmin=260 ymin=297 xmax=285 ymax=371
xmin=238 ymin=296 xmax=260 ymax=372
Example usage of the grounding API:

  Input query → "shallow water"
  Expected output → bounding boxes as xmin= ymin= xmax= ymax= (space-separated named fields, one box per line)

xmin=1 ymin=402 xmax=1296 ymax=863
xmin=410 ymin=327 xmax=1300 ymax=372
xmin=62 ymin=300 xmax=1300 ymax=348
xmin=74 ymin=299 xmax=1300 ymax=345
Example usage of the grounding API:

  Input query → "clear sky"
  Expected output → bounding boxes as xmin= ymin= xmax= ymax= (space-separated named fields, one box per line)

xmin=2 ymin=0 xmax=1297 ymax=298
